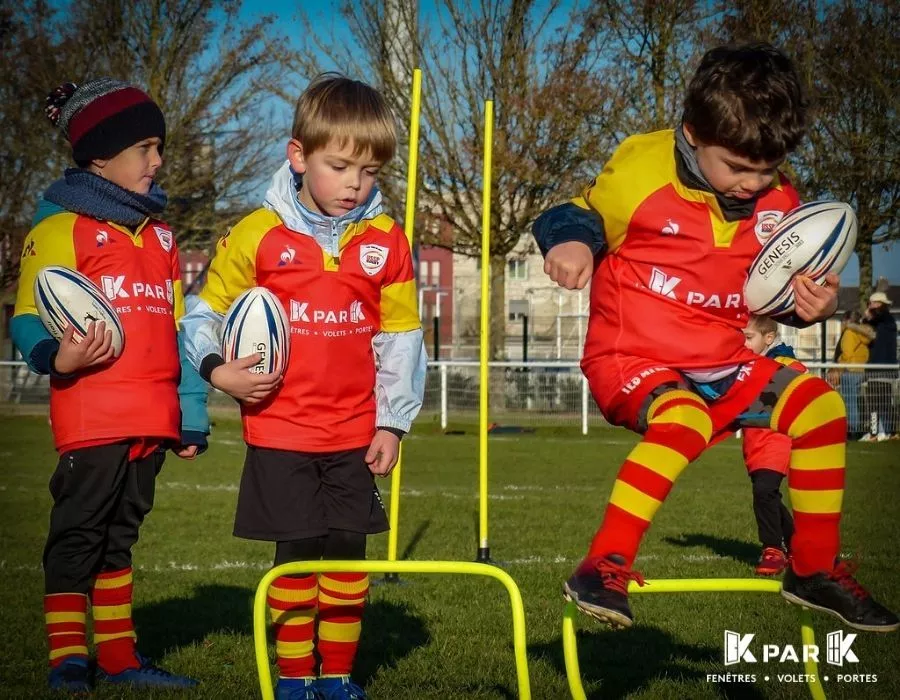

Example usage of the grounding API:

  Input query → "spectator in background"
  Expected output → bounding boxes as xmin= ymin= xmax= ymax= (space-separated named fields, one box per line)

xmin=861 ymin=291 xmax=897 ymax=441
xmin=828 ymin=309 xmax=874 ymax=440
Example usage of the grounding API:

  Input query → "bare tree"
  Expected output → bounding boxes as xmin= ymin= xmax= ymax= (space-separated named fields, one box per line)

xmin=292 ymin=0 xmax=615 ymax=359
xmin=716 ymin=0 xmax=900 ymax=306
xmin=0 ymin=0 xmax=70 ymax=292
xmin=1 ymin=0 xmax=289 ymax=295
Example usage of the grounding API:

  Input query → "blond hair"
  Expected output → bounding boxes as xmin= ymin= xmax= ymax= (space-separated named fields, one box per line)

xmin=292 ymin=73 xmax=396 ymax=162
xmin=748 ymin=314 xmax=778 ymax=336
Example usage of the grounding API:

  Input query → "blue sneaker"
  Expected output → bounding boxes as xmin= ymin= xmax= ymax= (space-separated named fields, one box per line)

xmin=315 ymin=676 xmax=367 ymax=700
xmin=48 ymin=657 xmax=92 ymax=693
xmin=97 ymin=652 xmax=198 ymax=688
xmin=276 ymin=677 xmax=321 ymax=700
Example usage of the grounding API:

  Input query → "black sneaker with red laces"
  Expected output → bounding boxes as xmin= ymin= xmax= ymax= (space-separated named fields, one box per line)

xmin=781 ymin=561 xmax=899 ymax=632
xmin=563 ymin=553 xmax=645 ymax=628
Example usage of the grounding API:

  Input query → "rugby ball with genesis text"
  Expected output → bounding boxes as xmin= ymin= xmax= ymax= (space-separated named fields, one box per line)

xmin=744 ymin=201 xmax=857 ymax=317
xmin=222 ymin=287 xmax=290 ymax=375
xmin=34 ymin=266 xmax=124 ymax=355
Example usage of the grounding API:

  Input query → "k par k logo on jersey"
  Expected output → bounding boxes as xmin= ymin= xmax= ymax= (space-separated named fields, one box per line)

xmin=724 ymin=630 xmax=858 ymax=666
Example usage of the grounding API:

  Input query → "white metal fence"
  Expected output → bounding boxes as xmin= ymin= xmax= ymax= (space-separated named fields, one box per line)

xmin=3 ymin=360 xmax=898 ymax=437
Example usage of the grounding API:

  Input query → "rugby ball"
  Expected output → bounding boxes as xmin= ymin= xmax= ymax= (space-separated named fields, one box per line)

xmin=745 ymin=201 xmax=857 ymax=317
xmin=222 ymin=287 xmax=290 ymax=375
xmin=34 ymin=266 xmax=124 ymax=355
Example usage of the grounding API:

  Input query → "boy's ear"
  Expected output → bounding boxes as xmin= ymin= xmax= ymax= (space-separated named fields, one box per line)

xmin=287 ymin=139 xmax=307 ymax=174
xmin=682 ymin=123 xmax=698 ymax=148
xmin=90 ymin=157 xmax=110 ymax=170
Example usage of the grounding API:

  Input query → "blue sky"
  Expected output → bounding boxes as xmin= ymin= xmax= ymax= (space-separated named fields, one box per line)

xmin=235 ymin=1 xmax=899 ymax=286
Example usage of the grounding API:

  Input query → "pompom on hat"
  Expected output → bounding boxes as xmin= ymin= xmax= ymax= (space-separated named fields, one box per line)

xmin=45 ymin=78 xmax=166 ymax=163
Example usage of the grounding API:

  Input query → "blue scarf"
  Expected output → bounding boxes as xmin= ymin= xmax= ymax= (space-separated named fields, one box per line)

xmin=43 ymin=168 xmax=167 ymax=227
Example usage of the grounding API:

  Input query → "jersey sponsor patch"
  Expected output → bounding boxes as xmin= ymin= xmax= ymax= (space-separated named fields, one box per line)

xmin=359 ymin=244 xmax=389 ymax=276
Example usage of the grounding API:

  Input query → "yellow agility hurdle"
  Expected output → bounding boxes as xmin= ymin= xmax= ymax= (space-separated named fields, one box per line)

xmin=254 ymin=560 xmax=531 ymax=700
xmin=562 ymin=578 xmax=825 ymax=700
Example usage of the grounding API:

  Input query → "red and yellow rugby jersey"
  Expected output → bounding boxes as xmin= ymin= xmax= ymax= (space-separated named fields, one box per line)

xmin=14 ymin=213 xmax=183 ymax=451
xmin=580 ymin=130 xmax=801 ymax=371
xmin=199 ymin=208 xmax=420 ymax=452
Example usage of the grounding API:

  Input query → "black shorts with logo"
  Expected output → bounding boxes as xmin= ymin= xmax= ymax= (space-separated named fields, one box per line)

xmin=234 ymin=445 xmax=389 ymax=541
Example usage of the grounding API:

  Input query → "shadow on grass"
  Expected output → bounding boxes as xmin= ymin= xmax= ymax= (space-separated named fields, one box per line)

xmin=664 ymin=532 xmax=759 ymax=566
xmin=134 ymin=588 xmax=429 ymax=688
xmin=353 ymin=599 xmax=431 ymax=686
xmin=133 ymin=583 xmax=254 ymax=658
xmin=400 ymin=520 xmax=431 ymax=560
xmin=531 ymin=624 xmax=764 ymax=700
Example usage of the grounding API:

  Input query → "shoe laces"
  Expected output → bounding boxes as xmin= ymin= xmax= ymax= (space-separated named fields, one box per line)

xmin=761 ymin=547 xmax=786 ymax=562
xmin=595 ymin=557 xmax=645 ymax=595
xmin=828 ymin=560 xmax=870 ymax=600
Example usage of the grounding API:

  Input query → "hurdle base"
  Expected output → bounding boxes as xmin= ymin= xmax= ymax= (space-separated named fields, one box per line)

xmin=476 ymin=547 xmax=492 ymax=563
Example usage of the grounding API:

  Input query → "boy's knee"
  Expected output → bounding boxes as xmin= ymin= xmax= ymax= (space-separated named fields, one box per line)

xmin=751 ymin=469 xmax=783 ymax=497
xmin=647 ymin=390 xmax=714 ymax=454
xmin=274 ymin=536 xmax=326 ymax=566
xmin=323 ymin=529 xmax=367 ymax=560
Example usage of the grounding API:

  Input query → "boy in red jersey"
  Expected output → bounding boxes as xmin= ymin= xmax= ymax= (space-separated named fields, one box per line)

xmin=11 ymin=80 xmax=209 ymax=692
xmin=533 ymin=43 xmax=897 ymax=632
xmin=182 ymin=74 xmax=426 ymax=700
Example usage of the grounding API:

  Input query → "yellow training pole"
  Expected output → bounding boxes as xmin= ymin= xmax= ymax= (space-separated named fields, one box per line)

xmin=385 ymin=68 xmax=423 ymax=580
xmin=477 ymin=100 xmax=494 ymax=563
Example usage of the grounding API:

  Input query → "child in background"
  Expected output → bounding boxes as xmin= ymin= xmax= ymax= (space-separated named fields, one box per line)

xmin=741 ymin=315 xmax=802 ymax=576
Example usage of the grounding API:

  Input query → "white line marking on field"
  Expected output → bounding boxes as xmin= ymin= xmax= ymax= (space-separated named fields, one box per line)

xmin=157 ymin=482 xmax=238 ymax=492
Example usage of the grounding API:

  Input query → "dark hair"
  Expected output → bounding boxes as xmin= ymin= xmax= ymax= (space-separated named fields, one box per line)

xmin=683 ymin=43 xmax=806 ymax=162
xmin=843 ymin=309 xmax=861 ymax=323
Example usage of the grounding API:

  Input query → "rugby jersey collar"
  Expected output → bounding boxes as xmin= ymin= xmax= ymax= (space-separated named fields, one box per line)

xmin=263 ymin=160 xmax=384 ymax=257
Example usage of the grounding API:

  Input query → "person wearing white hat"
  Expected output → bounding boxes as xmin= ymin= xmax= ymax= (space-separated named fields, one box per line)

xmin=861 ymin=290 xmax=897 ymax=441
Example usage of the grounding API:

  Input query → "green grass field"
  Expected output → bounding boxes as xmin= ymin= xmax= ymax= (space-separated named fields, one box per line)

xmin=1 ymin=412 xmax=898 ymax=699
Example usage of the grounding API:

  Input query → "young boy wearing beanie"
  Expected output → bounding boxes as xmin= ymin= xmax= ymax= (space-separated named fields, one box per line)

xmin=10 ymin=79 xmax=209 ymax=692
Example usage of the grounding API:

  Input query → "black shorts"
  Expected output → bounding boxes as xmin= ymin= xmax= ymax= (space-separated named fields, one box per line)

xmin=234 ymin=445 xmax=389 ymax=541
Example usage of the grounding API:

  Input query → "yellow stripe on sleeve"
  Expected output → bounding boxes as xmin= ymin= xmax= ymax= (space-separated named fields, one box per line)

xmin=198 ymin=209 xmax=275 ymax=314
xmin=14 ymin=213 xmax=78 ymax=318
xmin=381 ymin=279 xmax=421 ymax=332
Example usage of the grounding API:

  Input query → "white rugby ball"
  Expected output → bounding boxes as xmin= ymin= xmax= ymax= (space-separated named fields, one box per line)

xmin=34 ymin=266 xmax=125 ymax=355
xmin=745 ymin=201 xmax=857 ymax=317
xmin=222 ymin=287 xmax=290 ymax=375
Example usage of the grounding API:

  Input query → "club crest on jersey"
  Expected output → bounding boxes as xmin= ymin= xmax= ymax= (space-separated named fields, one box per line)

xmin=360 ymin=244 xmax=389 ymax=276
xmin=754 ymin=210 xmax=785 ymax=244
xmin=154 ymin=226 xmax=173 ymax=252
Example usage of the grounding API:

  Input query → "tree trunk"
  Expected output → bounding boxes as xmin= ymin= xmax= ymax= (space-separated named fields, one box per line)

xmin=856 ymin=240 xmax=873 ymax=310
xmin=489 ymin=255 xmax=507 ymax=361
xmin=489 ymin=255 xmax=507 ymax=412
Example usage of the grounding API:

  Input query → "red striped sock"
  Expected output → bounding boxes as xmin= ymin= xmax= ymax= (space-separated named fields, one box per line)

xmin=317 ymin=572 xmax=368 ymax=677
xmin=772 ymin=376 xmax=846 ymax=575
xmin=269 ymin=574 xmax=318 ymax=679
xmin=44 ymin=593 xmax=88 ymax=667
xmin=588 ymin=391 xmax=712 ymax=566
xmin=91 ymin=567 xmax=139 ymax=674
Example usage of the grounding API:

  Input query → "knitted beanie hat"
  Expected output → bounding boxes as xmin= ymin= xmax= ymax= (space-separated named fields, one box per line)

xmin=45 ymin=79 xmax=166 ymax=163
